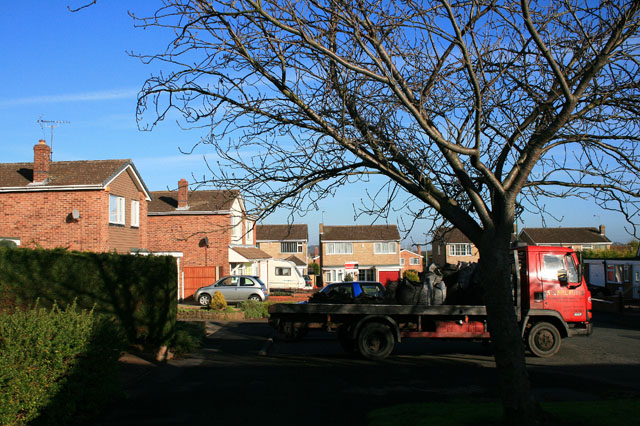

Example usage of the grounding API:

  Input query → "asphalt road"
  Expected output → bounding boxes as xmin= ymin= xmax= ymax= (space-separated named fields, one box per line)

xmin=95 ymin=311 xmax=640 ymax=426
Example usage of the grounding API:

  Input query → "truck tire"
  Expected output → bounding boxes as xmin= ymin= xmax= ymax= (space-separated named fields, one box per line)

xmin=357 ymin=323 xmax=394 ymax=360
xmin=280 ymin=322 xmax=307 ymax=342
xmin=527 ymin=322 xmax=561 ymax=358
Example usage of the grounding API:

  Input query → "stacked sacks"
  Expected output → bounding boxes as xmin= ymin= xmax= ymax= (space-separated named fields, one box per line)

xmin=442 ymin=262 xmax=483 ymax=305
xmin=395 ymin=266 xmax=446 ymax=306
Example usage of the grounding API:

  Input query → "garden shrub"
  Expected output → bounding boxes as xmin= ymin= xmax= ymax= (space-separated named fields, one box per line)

xmin=239 ymin=300 xmax=270 ymax=318
xmin=209 ymin=291 xmax=227 ymax=310
xmin=0 ymin=302 xmax=126 ymax=426
xmin=403 ymin=269 xmax=420 ymax=282
xmin=0 ymin=247 xmax=177 ymax=346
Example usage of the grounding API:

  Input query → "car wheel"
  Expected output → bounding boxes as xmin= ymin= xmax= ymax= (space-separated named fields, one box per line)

xmin=527 ymin=322 xmax=561 ymax=358
xmin=248 ymin=294 xmax=262 ymax=302
xmin=197 ymin=293 xmax=211 ymax=306
xmin=357 ymin=322 xmax=394 ymax=360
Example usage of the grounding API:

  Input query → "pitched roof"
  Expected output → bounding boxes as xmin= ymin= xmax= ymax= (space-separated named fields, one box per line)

xmin=256 ymin=224 xmax=308 ymax=241
xmin=519 ymin=227 xmax=611 ymax=245
xmin=148 ymin=190 xmax=239 ymax=213
xmin=285 ymin=255 xmax=307 ymax=266
xmin=0 ymin=159 xmax=136 ymax=186
xmin=432 ymin=227 xmax=472 ymax=244
xmin=230 ymin=246 xmax=272 ymax=260
xmin=320 ymin=225 xmax=400 ymax=241
xmin=401 ymin=249 xmax=423 ymax=257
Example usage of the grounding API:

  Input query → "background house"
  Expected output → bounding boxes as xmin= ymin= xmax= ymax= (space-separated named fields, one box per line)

xmin=400 ymin=247 xmax=424 ymax=275
xmin=0 ymin=140 xmax=150 ymax=252
xmin=319 ymin=224 xmax=401 ymax=286
xmin=518 ymin=225 xmax=612 ymax=251
xmin=431 ymin=228 xmax=479 ymax=266
xmin=147 ymin=179 xmax=262 ymax=299
xmin=256 ymin=224 xmax=309 ymax=275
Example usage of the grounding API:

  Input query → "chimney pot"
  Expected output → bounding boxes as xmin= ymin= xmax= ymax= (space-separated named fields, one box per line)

xmin=177 ymin=179 xmax=189 ymax=209
xmin=33 ymin=140 xmax=51 ymax=183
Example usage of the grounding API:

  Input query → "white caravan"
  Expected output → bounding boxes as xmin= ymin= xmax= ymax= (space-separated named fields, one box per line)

xmin=261 ymin=259 xmax=306 ymax=291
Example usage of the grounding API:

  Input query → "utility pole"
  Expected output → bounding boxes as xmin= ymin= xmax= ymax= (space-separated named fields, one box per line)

xmin=37 ymin=118 xmax=70 ymax=160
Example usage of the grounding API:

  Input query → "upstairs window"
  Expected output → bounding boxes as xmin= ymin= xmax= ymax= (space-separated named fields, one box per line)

xmin=410 ymin=257 xmax=421 ymax=265
xmin=374 ymin=242 xmax=396 ymax=254
xmin=109 ymin=195 xmax=125 ymax=225
xmin=449 ymin=243 xmax=472 ymax=256
xmin=281 ymin=241 xmax=303 ymax=253
xmin=131 ymin=200 xmax=140 ymax=228
xmin=326 ymin=242 xmax=353 ymax=255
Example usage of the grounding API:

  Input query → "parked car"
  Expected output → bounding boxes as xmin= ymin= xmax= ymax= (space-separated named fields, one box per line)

xmin=318 ymin=281 xmax=385 ymax=298
xmin=195 ymin=275 xmax=269 ymax=305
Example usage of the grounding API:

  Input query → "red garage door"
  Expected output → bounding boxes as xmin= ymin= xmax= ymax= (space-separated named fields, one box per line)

xmin=183 ymin=266 xmax=219 ymax=300
xmin=378 ymin=271 xmax=400 ymax=287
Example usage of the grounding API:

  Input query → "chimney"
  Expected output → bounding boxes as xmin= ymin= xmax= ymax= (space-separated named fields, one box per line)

xmin=33 ymin=139 xmax=51 ymax=183
xmin=417 ymin=245 xmax=421 ymax=256
xmin=177 ymin=179 xmax=188 ymax=209
xmin=599 ymin=224 xmax=606 ymax=236
xmin=315 ymin=246 xmax=319 ymax=257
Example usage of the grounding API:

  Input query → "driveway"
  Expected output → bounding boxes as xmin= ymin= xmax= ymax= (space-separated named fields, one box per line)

xmin=95 ymin=312 xmax=640 ymax=426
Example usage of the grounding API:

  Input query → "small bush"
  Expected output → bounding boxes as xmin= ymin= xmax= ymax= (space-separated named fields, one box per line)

xmin=171 ymin=322 xmax=204 ymax=355
xmin=0 ymin=301 xmax=126 ymax=426
xmin=404 ymin=270 xmax=420 ymax=282
xmin=238 ymin=300 xmax=269 ymax=318
xmin=209 ymin=291 xmax=227 ymax=311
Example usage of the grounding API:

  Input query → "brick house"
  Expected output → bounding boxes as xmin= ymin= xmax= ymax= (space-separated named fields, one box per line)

xmin=256 ymin=224 xmax=309 ymax=275
xmin=319 ymin=224 xmax=401 ymax=286
xmin=147 ymin=179 xmax=264 ymax=298
xmin=0 ymin=140 xmax=150 ymax=252
xmin=431 ymin=227 xmax=479 ymax=266
xmin=400 ymin=247 xmax=424 ymax=275
xmin=518 ymin=225 xmax=612 ymax=251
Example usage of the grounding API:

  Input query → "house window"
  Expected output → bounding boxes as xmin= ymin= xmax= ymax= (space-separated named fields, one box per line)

xmin=374 ymin=242 xmax=396 ymax=254
xmin=582 ymin=244 xmax=593 ymax=250
xmin=448 ymin=243 xmax=472 ymax=256
xmin=246 ymin=221 xmax=254 ymax=245
xmin=109 ymin=195 xmax=125 ymax=225
xmin=359 ymin=269 xmax=375 ymax=281
xmin=326 ymin=242 xmax=353 ymax=255
xmin=275 ymin=267 xmax=291 ymax=276
xmin=281 ymin=241 xmax=303 ymax=253
xmin=410 ymin=258 xmax=420 ymax=265
xmin=131 ymin=200 xmax=140 ymax=228
xmin=400 ymin=258 xmax=405 ymax=265
xmin=231 ymin=213 xmax=241 ymax=243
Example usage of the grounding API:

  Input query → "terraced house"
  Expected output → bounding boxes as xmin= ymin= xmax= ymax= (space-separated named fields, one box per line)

xmin=319 ymin=224 xmax=401 ymax=286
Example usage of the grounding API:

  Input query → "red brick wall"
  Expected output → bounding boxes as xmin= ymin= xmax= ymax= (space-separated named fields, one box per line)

xmin=147 ymin=214 xmax=232 ymax=274
xmin=0 ymin=190 xmax=109 ymax=251
xmin=400 ymin=250 xmax=424 ymax=275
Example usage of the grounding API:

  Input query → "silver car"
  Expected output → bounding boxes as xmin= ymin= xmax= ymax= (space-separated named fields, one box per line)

xmin=194 ymin=275 xmax=269 ymax=305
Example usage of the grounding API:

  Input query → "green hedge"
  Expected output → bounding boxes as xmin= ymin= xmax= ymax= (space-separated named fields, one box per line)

xmin=0 ymin=247 xmax=177 ymax=345
xmin=0 ymin=302 xmax=126 ymax=426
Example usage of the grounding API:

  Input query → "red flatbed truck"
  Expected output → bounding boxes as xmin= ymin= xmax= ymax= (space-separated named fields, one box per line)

xmin=268 ymin=245 xmax=593 ymax=360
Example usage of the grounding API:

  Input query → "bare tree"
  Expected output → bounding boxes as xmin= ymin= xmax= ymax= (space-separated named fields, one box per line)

xmin=128 ymin=0 xmax=640 ymax=423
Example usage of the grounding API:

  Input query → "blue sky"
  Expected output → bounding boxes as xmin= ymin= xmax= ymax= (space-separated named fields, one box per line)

xmin=0 ymin=2 xmax=635 ymax=246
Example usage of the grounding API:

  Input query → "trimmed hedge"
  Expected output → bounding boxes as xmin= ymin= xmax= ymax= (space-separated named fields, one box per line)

xmin=0 ymin=302 xmax=126 ymax=426
xmin=0 ymin=247 xmax=177 ymax=345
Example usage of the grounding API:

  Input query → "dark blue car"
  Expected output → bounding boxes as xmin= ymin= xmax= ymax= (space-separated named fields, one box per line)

xmin=318 ymin=281 xmax=385 ymax=298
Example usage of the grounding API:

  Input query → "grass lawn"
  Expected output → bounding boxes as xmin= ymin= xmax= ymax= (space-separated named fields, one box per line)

xmin=367 ymin=399 xmax=640 ymax=426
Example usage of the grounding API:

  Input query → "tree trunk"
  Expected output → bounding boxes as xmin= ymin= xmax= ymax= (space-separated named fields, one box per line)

xmin=477 ymin=232 xmax=541 ymax=425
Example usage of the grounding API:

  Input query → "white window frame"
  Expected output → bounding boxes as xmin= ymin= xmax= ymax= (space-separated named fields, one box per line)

xmin=448 ymin=243 xmax=472 ymax=256
xmin=131 ymin=200 xmax=140 ymax=228
xmin=400 ymin=258 xmax=405 ymax=265
xmin=326 ymin=242 xmax=353 ymax=255
xmin=245 ymin=221 xmax=254 ymax=245
xmin=231 ymin=213 xmax=241 ymax=243
xmin=374 ymin=242 xmax=397 ymax=254
xmin=281 ymin=241 xmax=303 ymax=253
xmin=109 ymin=195 xmax=126 ymax=225
xmin=358 ymin=269 xmax=375 ymax=281
xmin=410 ymin=257 xmax=420 ymax=265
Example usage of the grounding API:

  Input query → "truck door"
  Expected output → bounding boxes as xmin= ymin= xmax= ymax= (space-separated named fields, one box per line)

xmin=538 ymin=252 xmax=585 ymax=321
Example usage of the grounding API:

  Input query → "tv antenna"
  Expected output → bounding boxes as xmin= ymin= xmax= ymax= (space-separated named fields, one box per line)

xmin=37 ymin=117 xmax=70 ymax=160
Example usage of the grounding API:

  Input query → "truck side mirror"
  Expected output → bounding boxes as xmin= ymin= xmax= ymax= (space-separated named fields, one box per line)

xmin=557 ymin=269 xmax=568 ymax=284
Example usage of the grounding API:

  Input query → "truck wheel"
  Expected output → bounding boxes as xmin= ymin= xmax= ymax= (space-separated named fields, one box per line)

xmin=527 ymin=322 xmax=561 ymax=358
xmin=357 ymin=323 xmax=394 ymax=360
xmin=337 ymin=326 xmax=357 ymax=354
